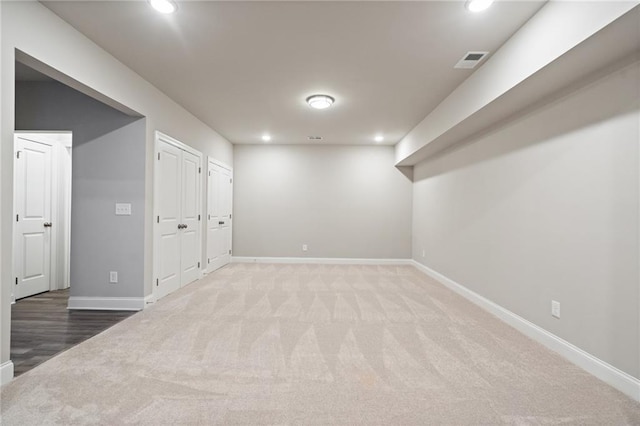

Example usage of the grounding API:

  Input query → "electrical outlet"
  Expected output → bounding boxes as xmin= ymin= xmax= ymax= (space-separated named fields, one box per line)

xmin=109 ymin=271 xmax=118 ymax=283
xmin=302 ymin=244 xmax=308 ymax=252
xmin=422 ymin=249 xmax=426 ymax=258
xmin=551 ymin=300 xmax=560 ymax=319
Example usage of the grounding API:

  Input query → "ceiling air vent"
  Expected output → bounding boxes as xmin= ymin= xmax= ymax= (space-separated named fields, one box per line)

xmin=307 ymin=136 xmax=323 ymax=141
xmin=454 ymin=51 xmax=489 ymax=69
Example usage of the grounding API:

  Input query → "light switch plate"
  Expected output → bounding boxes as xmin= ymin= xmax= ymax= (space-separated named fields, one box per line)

xmin=551 ymin=300 xmax=561 ymax=319
xmin=115 ymin=203 xmax=132 ymax=216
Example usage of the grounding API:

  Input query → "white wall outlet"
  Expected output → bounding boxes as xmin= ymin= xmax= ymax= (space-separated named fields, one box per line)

xmin=551 ymin=300 xmax=560 ymax=319
xmin=115 ymin=203 xmax=132 ymax=216
xmin=422 ymin=249 xmax=426 ymax=258
xmin=109 ymin=271 xmax=118 ymax=283
xmin=302 ymin=244 xmax=308 ymax=252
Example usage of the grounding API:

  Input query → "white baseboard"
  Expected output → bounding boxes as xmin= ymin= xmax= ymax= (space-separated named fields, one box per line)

xmin=1 ymin=361 xmax=14 ymax=386
xmin=67 ymin=296 xmax=145 ymax=311
xmin=232 ymin=256 xmax=413 ymax=265
xmin=143 ymin=293 xmax=157 ymax=308
xmin=411 ymin=260 xmax=640 ymax=403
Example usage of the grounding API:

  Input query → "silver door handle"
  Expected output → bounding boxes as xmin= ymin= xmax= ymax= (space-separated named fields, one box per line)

xmin=44 ymin=222 xmax=52 ymax=228
xmin=178 ymin=224 xmax=184 ymax=229
xmin=219 ymin=221 xmax=225 ymax=225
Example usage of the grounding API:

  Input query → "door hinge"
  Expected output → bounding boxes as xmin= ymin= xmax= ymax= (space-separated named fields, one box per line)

xmin=157 ymin=216 xmax=159 ymax=223
xmin=230 ymin=178 xmax=232 ymax=184
xmin=228 ymin=250 xmax=231 ymax=255
xmin=198 ymin=262 xmax=201 ymax=268
xmin=198 ymin=214 xmax=201 ymax=221
xmin=208 ymin=171 xmax=211 ymax=176
xmin=156 ymin=278 xmax=159 ymax=286
xmin=208 ymin=214 xmax=211 ymax=220
xmin=158 ymin=153 xmax=160 ymax=160
xmin=199 ymin=167 xmax=201 ymax=174
xmin=229 ymin=214 xmax=232 ymax=220
xmin=16 ymin=214 xmax=19 ymax=222
xmin=207 ymin=259 xmax=210 ymax=264
xmin=15 ymin=277 xmax=18 ymax=285
xmin=16 ymin=151 xmax=21 ymax=159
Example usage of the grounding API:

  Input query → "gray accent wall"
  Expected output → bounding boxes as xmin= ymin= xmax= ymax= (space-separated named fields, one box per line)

xmin=233 ymin=144 xmax=412 ymax=259
xmin=16 ymin=81 xmax=146 ymax=299
xmin=412 ymin=61 xmax=640 ymax=379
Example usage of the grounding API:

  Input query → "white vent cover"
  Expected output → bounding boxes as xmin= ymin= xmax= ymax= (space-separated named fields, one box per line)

xmin=307 ymin=136 xmax=323 ymax=141
xmin=454 ymin=51 xmax=489 ymax=69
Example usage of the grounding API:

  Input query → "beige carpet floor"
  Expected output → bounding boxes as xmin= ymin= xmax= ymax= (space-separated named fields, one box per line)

xmin=1 ymin=263 xmax=639 ymax=425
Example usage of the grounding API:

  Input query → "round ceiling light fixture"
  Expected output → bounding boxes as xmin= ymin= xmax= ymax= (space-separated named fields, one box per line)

xmin=465 ymin=0 xmax=494 ymax=12
xmin=374 ymin=135 xmax=384 ymax=143
xmin=261 ymin=134 xmax=272 ymax=142
xmin=306 ymin=94 xmax=335 ymax=110
xmin=149 ymin=0 xmax=177 ymax=14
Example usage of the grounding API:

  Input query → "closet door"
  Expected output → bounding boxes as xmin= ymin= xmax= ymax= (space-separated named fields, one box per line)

xmin=207 ymin=160 xmax=232 ymax=272
xmin=180 ymin=150 xmax=201 ymax=286
xmin=156 ymin=141 xmax=182 ymax=300
xmin=206 ymin=164 xmax=222 ymax=271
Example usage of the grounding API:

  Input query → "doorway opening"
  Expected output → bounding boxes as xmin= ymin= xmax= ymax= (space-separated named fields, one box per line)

xmin=13 ymin=132 xmax=72 ymax=302
xmin=11 ymin=59 xmax=144 ymax=376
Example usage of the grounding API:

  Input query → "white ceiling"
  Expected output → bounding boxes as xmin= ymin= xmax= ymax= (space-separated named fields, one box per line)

xmin=42 ymin=1 xmax=546 ymax=145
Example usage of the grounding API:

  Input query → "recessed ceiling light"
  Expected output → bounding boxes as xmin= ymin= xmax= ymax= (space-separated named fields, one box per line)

xmin=149 ymin=0 xmax=177 ymax=14
xmin=261 ymin=134 xmax=272 ymax=142
xmin=306 ymin=95 xmax=335 ymax=110
xmin=465 ymin=0 xmax=494 ymax=12
xmin=374 ymin=135 xmax=384 ymax=143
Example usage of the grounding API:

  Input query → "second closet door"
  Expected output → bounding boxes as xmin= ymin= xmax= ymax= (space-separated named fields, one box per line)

xmin=180 ymin=149 xmax=201 ymax=286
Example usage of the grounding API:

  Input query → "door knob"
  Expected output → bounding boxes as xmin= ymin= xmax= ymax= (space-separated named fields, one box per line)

xmin=44 ymin=222 xmax=52 ymax=227
xmin=218 ymin=221 xmax=225 ymax=225
xmin=177 ymin=224 xmax=183 ymax=229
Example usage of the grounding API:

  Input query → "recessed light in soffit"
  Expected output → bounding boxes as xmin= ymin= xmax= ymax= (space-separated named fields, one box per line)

xmin=149 ymin=0 xmax=177 ymax=14
xmin=465 ymin=0 xmax=494 ymax=13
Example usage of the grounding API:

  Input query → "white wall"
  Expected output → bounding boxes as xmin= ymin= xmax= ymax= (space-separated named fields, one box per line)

xmin=412 ymin=61 xmax=640 ymax=379
xmin=1 ymin=1 xmax=232 ymax=369
xmin=233 ymin=144 xmax=412 ymax=259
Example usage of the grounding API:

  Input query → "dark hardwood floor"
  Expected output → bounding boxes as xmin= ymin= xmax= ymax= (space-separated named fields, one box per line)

xmin=11 ymin=289 xmax=135 ymax=376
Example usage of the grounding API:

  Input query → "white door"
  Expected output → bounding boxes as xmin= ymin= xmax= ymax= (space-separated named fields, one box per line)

xmin=156 ymin=141 xmax=182 ymax=300
xmin=155 ymin=133 xmax=203 ymax=300
xmin=180 ymin=150 xmax=201 ymax=286
xmin=14 ymin=137 xmax=53 ymax=299
xmin=207 ymin=161 xmax=232 ymax=272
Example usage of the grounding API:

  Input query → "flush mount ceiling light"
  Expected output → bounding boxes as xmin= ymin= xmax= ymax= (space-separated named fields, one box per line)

xmin=374 ymin=135 xmax=384 ymax=143
xmin=465 ymin=0 xmax=494 ymax=12
xmin=261 ymin=134 xmax=272 ymax=142
xmin=306 ymin=94 xmax=335 ymax=110
xmin=149 ymin=0 xmax=177 ymax=14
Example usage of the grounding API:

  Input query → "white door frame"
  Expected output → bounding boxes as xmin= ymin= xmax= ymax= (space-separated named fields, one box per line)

xmin=153 ymin=131 xmax=203 ymax=300
xmin=206 ymin=157 xmax=233 ymax=274
xmin=13 ymin=132 xmax=72 ymax=302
